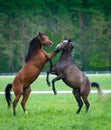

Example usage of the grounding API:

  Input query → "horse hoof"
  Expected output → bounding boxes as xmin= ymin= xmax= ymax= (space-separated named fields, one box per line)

xmin=54 ymin=91 xmax=57 ymax=95
xmin=13 ymin=113 xmax=16 ymax=116
xmin=47 ymin=82 xmax=51 ymax=87
xmin=25 ymin=111 xmax=28 ymax=114
xmin=76 ymin=111 xmax=80 ymax=114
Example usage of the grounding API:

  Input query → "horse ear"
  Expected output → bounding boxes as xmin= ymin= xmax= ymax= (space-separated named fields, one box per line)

xmin=68 ymin=39 xmax=71 ymax=43
xmin=38 ymin=32 xmax=42 ymax=36
xmin=63 ymin=35 xmax=67 ymax=40
xmin=38 ymin=32 xmax=42 ymax=40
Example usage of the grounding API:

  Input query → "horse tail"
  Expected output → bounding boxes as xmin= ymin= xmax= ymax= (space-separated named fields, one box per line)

xmin=91 ymin=82 xmax=104 ymax=98
xmin=5 ymin=83 xmax=12 ymax=107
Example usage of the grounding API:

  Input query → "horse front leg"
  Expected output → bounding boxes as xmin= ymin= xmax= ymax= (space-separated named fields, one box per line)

xmin=46 ymin=49 xmax=60 ymax=86
xmin=48 ymin=57 xmax=53 ymax=69
xmin=46 ymin=58 xmax=53 ymax=86
xmin=52 ymin=74 xmax=63 ymax=95
xmin=46 ymin=71 xmax=51 ymax=86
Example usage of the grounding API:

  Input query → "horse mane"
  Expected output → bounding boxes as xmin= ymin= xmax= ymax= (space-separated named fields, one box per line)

xmin=25 ymin=35 xmax=40 ymax=62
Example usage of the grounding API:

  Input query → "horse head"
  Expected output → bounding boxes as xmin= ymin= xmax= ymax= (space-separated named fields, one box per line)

xmin=25 ymin=32 xmax=54 ymax=62
xmin=56 ymin=39 xmax=74 ymax=51
xmin=38 ymin=32 xmax=53 ymax=47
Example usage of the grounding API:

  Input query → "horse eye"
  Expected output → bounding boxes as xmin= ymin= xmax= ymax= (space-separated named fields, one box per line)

xmin=65 ymin=42 xmax=68 ymax=45
xmin=41 ymin=36 xmax=46 ymax=40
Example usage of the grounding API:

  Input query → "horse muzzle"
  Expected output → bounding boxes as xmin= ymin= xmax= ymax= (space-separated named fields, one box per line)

xmin=48 ymin=41 xmax=54 ymax=47
xmin=56 ymin=44 xmax=61 ymax=50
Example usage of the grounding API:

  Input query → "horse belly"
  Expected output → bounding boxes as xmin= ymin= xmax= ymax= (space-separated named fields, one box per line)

xmin=62 ymin=73 xmax=82 ymax=89
xmin=23 ymin=69 xmax=41 ymax=85
xmin=13 ymin=67 xmax=41 ymax=87
xmin=63 ymin=79 xmax=79 ymax=89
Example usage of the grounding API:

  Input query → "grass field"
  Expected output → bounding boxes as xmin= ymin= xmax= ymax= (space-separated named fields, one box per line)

xmin=0 ymin=74 xmax=111 ymax=130
xmin=0 ymin=73 xmax=111 ymax=91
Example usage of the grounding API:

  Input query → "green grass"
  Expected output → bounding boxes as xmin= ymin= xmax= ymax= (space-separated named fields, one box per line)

xmin=0 ymin=74 xmax=111 ymax=130
xmin=0 ymin=73 xmax=111 ymax=91
xmin=0 ymin=94 xmax=111 ymax=130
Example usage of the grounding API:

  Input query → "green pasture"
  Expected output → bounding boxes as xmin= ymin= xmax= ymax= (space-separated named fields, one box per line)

xmin=0 ymin=73 xmax=111 ymax=91
xmin=0 ymin=74 xmax=111 ymax=130
xmin=0 ymin=93 xmax=111 ymax=130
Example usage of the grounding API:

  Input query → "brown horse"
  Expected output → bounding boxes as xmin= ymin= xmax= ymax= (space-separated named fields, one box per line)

xmin=46 ymin=39 xmax=104 ymax=114
xmin=5 ymin=32 xmax=58 ymax=116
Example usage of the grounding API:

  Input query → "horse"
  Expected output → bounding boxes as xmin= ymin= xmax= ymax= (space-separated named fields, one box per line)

xmin=5 ymin=32 xmax=59 ymax=116
xmin=46 ymin=39 xmax=104 ymax=114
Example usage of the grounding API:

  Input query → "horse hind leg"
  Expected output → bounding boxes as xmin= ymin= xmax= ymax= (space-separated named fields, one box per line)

xmin=13 ymin=94 xmax=22 ymax=116
xmin=81 ymin=88 xmax=90 ymax=113
xmin=72 ymin=89 xmax=83 ymax=114
xmin=82 ymin=94 xmax=90 ymax=113
xmin=21 ymin=86 xmax=31 ymax=114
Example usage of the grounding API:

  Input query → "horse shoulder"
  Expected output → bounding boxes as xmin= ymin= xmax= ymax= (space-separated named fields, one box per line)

xmin=40 ymin=49 xmax=47 ymax=56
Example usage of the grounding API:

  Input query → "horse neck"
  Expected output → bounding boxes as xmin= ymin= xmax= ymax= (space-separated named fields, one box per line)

xmin=32 ymin=40 xmax=42 ymax=55
xmin=35 ymin=39 xmax=41 ymax=50
xmin=60 ymin=50 xmax=73 ymax=61
xmin=25 ymin=39 xmax=41 ymax=62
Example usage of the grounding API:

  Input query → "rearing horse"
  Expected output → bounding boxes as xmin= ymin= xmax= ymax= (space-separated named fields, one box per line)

xmin=5 ymin=32 xmax=58 ymax=116
xmin=46 ymin=39 xmax=104 ymax=114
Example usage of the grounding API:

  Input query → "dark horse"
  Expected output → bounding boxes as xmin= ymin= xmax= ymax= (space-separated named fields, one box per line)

xmin=46 ymin=39 xmax=104 ymax=114
xmin=5 ymin=32 xmax=58 ymax=116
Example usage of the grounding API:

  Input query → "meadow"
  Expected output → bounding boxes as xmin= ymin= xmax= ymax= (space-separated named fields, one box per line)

xmin=0 ymin=74 xmax=111 ymax=130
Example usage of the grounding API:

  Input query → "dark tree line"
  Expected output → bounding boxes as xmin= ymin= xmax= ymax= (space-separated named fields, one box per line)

xmin=0 ymin=0 xmax=111 ymax=73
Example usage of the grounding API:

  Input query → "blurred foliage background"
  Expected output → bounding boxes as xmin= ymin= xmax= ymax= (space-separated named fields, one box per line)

xmin=0 ymin=0 xmax=111 ymax=73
